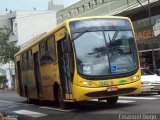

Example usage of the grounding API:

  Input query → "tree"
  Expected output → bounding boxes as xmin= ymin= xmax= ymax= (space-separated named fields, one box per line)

xmin=0 ymin=27 xmax=20 ymax=63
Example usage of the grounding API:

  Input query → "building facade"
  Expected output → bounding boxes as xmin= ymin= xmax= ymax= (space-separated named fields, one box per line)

xmin=56 ymin=0 xmax=158 ymax=24
xmin=0 ymin=0 xmax=64 ymax=89
xmin=48 ymin=0 xmax=64 ymax=11
xmin=56 ymin=0 xmax=160 ymax=73
xmin=0 ymin=0 xmax=64 ymax=46
xmin=0 ymin=10 xmax=57 ymax=46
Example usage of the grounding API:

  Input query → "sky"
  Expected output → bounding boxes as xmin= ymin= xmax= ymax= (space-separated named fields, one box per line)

xmin=0 ymin=0 xmax=80 ymax=11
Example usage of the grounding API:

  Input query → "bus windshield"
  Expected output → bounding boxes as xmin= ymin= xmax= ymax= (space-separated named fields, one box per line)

xmin=69 ymin=19 xmax=138 ymax=77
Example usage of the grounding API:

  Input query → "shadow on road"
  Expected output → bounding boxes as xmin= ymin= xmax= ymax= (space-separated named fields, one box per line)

xmin=25 ymin=100 xmax=137 ymax=113
xmin=70 ymin=101 xmax=136 ymax=113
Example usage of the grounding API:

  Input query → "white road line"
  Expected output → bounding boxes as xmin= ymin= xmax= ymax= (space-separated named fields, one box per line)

xmin=119 ymin=96 xmax=158 ymax=100
xmin=153 ymin=94 xmax=160 ymax=96
xmin=89 ymin=99 xmax=135 ymax=103
xmin=14 ymin=110 xmax=47 ymax=118
xmin=118 ymin=100 xmax=135 ymax=103
xmin=39 ymin=106 xmax=74 ymax=112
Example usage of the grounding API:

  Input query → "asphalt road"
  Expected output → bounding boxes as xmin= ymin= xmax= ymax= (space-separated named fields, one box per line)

xmin=0 ymin=91 xmax=160 ymax=120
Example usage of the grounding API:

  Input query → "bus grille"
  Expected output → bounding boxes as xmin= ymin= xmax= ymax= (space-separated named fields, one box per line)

xmin=85 ymin=88 xmax=137 ymax=98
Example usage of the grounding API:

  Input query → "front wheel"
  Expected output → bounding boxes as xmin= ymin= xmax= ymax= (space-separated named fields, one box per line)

xmin=106 ymin=96 xmax=118 ymax=104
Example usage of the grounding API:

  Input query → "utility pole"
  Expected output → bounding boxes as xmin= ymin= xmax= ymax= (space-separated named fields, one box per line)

xmin=147 ymin=0 xmax=156 ymax=72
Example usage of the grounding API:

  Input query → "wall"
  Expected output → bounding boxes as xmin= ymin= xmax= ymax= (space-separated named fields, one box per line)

xmin=56 ymin=0 xmax=159 ymax=24
xmin=13 ymin=11 xmax=57 ymax=46
xmin=0 ymin=11 xmax=11 ymax=28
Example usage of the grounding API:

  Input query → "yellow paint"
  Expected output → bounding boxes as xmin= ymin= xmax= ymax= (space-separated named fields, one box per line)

xmin=74 ymin=70 xmax=141 ymax=88
xmin=65 ymin=94 xmax=70 ymax=99
xmin=15 ymin=55 xmax=20 ymax=62
xmin=55 ymin=28 xmax=66 ymax=41
xmin=72 ymin=69 xmax=141 ymax=101
xmin=32 ymin=45 xmax=39 ymax=54
xmin=72 ymin=79 xmax=141 ymax=101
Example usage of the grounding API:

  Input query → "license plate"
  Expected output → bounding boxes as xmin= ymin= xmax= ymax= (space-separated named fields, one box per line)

xmin=107 ymin=87 xmax=118 ymax=92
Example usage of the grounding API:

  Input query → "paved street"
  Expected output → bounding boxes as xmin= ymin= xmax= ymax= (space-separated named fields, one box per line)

xmin=0 ymin=91 xmax=160 ymax=120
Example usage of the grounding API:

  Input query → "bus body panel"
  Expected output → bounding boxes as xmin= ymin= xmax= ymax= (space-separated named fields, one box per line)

xmin=72 ymin=79 xmax=141 ymax=101
xmin=73 ymin=71 xmax=141 ymax=88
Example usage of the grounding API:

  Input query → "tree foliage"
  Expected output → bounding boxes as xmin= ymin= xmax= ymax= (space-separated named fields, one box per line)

xmin=0 ymin=27 xmax=20 ymax=63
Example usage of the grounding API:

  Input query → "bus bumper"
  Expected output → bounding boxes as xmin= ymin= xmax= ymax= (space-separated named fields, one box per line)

xmin=72 ymin=80 xmax=141 ymax=101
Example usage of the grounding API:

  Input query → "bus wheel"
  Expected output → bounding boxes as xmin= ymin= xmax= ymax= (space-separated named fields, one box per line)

xmin=157 ymin=91 xmax=160 ymax=94
xmin=57 ymin=87 xmax=66 ymax=109
xmin=106 ymin=96 xmax=118 ymax=104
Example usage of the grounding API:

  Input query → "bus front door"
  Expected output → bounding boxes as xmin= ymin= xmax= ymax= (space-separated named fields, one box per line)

xmin=33 ymin=52 xmax=43 ymax=100
xmin=17 ymin=61 xmax=23 ymax=96
xmin=57 ymin=39 xmax=72 ymax=99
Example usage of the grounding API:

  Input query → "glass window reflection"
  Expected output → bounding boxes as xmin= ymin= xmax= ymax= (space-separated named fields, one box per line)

xmin=74 ymin=30 xmax=138 ymax=76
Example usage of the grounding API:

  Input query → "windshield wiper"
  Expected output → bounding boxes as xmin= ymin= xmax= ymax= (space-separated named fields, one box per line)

xmin=72 ymin=29 xmax=89 ymax=41
xmin=108 ymin=28 xmax=120 ymax=55
xmin=112 ymin=27 xmax=119 ymax=42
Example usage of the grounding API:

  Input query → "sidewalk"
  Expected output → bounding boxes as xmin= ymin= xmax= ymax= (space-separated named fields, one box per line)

xmin=0 ymin=113 xmax=18 ymax=120
xmin=0 ymin=89 xmax=16 ymax=93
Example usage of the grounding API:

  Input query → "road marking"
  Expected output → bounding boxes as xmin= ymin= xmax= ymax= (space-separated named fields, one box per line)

xmin=39 ymin=106 xmax=74 ymax=112
xmin=0 ymin=99 xmax=33 ymax=106
xmin=89 ymin=99 xmax=135 ymax=103
xmin=118 ymin=100 xmax=135 ymax=103
xmin=153 ymin=94 xmax=160 ymax=96
xmin=119 ymin=96 xmax=158 ymax=100
xmin=14 ymin=110 xmax=47 ymax=118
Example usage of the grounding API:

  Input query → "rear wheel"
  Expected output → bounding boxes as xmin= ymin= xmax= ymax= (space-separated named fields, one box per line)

xmin=157 ymin=91 xmax=160 ymax=94
xmin=106 ymin=96 xmax=118 ymax=104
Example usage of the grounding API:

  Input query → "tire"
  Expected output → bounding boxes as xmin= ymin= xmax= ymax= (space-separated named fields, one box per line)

xmin=106 ymin=96 xmax=118 ymax=104
xmin=157 ymin=91 xmax=160 ymax=94
xmin=57 ymin=86 xmax=67 ymax=109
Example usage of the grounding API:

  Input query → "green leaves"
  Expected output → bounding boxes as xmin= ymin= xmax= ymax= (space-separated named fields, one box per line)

xmin=0 ymin=27 xmax=20 ymax=63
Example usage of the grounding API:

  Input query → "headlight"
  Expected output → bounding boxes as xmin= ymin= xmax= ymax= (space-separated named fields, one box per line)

xmin=80 ymin=81 xmax=97 ymax=87
xmin=130 ymin=75 xmax=140 ymax=81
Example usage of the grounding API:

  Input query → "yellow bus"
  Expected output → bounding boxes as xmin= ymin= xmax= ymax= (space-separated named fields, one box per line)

xmin=14 ymin=16 xmax=141 ymax=109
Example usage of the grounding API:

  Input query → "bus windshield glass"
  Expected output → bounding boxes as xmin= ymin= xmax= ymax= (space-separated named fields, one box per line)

xmin=69 ymin=18 xmax=138 ymax=77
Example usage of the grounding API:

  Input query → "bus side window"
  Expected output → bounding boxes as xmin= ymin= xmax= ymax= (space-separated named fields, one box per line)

xmin=28 ymin=50 xmax=33 ymax=69
xmin=26 ymin=51 xmax=29 ymax=70
xmin=40 ymin=40 xmax=48 ymax=65
xmin=21 ymin=54 xmax=24 ymax=71
xmin=22 ymin=53 xmax=27 ymax=71
xmin=46 ymin=35 xmax=56 ymax=63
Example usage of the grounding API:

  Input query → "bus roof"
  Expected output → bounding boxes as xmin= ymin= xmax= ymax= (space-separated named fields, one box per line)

xmin=14 ymin=16 xmax=130 ymax=57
